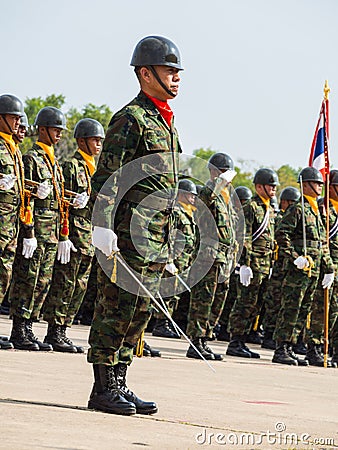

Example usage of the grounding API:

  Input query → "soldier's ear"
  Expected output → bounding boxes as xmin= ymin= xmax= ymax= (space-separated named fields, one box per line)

xmin=139 ymin=67 xmax=151 ymax=83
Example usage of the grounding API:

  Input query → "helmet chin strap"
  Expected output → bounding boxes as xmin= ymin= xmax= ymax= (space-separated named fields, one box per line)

xmin=308 ymin=181 xmax=320 ymax=197
xmin=148 ymin=66 xmax=176 ymax=98
xmin=2 ymin=115 xmax=14 ymax=134
xmin=263 ymin=185 xmax=273 ymax=199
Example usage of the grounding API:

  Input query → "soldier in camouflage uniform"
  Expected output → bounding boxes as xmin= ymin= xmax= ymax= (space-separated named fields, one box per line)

xmin=305 ymin=169 xmax=338 ymax=366
xmin=260 ymin=186 xmax=300 ymax=350
xmin=43 ymin=119 xmax=105 ymax=353
xmin=0 ymin=94 xmax=25 ymax=350
xmin=8 ymin=107 xmax=80 ymax=352
xmin=186 ymin=153 xmax=237 ymax=361
xmin=87 ymin=36 xmax=183 ymax=416
xmin=227 ymin=168 xmax=278 ymax=359
xmin=272 ymin=167 xmax=334 ymax=366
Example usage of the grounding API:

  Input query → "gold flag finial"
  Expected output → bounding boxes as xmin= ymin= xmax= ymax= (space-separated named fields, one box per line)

xmin=324 ymin=80 xmax=330 ymax=100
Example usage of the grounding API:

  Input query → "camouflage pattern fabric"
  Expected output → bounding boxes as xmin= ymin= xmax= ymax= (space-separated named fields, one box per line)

xmin=43 ymin=151 xmax=94 ymax=326
xmin=0 ymin=137 xmax=21 ymax=304
xmin=218 ymin=270 xmax=238 ymax=331
xmin=273 ymin=197 xmax=334 ymax=344
xmin=229 ymin=194 xmax=275 ymax=337
xmin=87 ymin=91 xmax=181 ymax=366
xmin=9 ymin=143 xmax=63 ymax=320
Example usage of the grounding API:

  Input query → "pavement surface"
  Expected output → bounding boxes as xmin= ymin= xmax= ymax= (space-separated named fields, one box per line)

xmin=0 ymin=316 xmax=337 ymax=450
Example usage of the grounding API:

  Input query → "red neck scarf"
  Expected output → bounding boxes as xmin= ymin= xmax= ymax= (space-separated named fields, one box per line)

xmin=144 ymin=91 xmax=173 ymax=127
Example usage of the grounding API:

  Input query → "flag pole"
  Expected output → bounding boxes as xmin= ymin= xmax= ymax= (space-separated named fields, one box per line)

xmin=323 ymin=79 xmax=330 ymax=368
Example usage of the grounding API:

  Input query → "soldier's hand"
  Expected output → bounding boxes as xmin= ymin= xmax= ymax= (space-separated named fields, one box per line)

xmin=239 ymin=265 xmax=253 ymax=286
xmin=57 ymin=239 xmax=77 ymax=264
xmin=36 ymin=180 xmax=51 ymax=199
xmin=22 ymin=237 xmax=37 ymax=259
xmin=293 ymin=256 xmax=309 ymax=270
xmin=218 ymin=169 xmax=237 ymax=185
xmin=73 ymin=191 xmax=89 ymax=209
xmin=0 ymin=174 xmax=16 ymax=190
xmin=322 ymin=273 xmax=334 ymax=290
xmin=92 ymin=226 xmax=119 ymax=257
xmin=165 ymin=262 xmax=178 ymax=275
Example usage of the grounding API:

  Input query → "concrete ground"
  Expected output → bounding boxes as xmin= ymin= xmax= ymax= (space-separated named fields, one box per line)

xmin=0 ymin=316 xmax=337 ymax=450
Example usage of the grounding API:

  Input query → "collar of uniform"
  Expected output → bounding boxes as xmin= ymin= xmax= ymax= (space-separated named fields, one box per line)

xmin=330 ymin=198 xmax=338 ymax=214
xmin=303 ymin=194 xmax=319 ymax=215
xmin=137 ymin=91 xmax=159 ymax=116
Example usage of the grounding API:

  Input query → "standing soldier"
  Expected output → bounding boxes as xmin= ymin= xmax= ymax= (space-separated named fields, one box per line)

xmin=272 ymin=167 xmax=334 ymax=366
xmin=186 ymin=153 xmax=237 ymax=361
xmin=227 ymin=168 xmax=278 ymax=359
xmin=305 ymin=169 xmax=338 ymax=366
xmin=261 ymin=186 xmax=300 ymax=350
xmin=8 ymin=106 xmax=79 ymax=352
xmin=0 ymin=94 xmax=25 ymax=350
xmin=12 ymin=112 xmax=29 ymax=146
xmin=43 ymin=118 xmax=104 ymax=352
xmin=87 ymin=36 xmax=183 ymax=416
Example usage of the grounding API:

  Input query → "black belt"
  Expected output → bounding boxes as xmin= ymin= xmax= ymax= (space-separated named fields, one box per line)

xmin=0 ymin=191 xmax=20 ymax=205
xmin=34 ymin=199 xmax=59 ymax=210
xmin=294 ymin=239 xmax=322 ymax=249
xmin=123 ymin=190 xmax=174 ymax=212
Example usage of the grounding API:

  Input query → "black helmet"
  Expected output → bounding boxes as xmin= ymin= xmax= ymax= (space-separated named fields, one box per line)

xmin=280 ymin=186 xmax=300 ymax=202
xmin=0 ymin=94 xmax=24 ymax=116
xmin=297 ymin=167 xmax=323 ymax=184
xmin=74 ymin=118 xmax=105 ymax=139
xmin=329 ymin=169 xmax=338 ymax=185
xmin=207 ymin=153 xmax=234 ymax=171
xmin=178 ymin=179 xmax=197 ymax=195
xmin=130 ymin=36 xmax=183 ymax=70
xmin=253 ymin=168 xmax=279 ymax=186
xmin=235 ymin=185 xmax=252 ymax=201
xmin=34 ymin=106 xmax=67 ymax=130
xmin=19 ymin=112 xmax=29 ymax=128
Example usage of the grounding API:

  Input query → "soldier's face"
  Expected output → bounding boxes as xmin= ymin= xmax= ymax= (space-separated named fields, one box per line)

xmin=85 ymin=137 xmax=103 ymax=156
xmin=15 ymin=125 xmax=27 ymax=143
xmin=303 ymin=181 xmax=323 ymax=197
xmin=141 ymin=65 xmax=181 ymax=101
xmin=0 ymin=114 xmax=21 ymax=134
xmin=154 ymin=65 xmax=181 ymax=98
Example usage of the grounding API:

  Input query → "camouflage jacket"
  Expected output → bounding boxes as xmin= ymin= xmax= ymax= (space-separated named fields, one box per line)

xmin=62 ymin=151 xmax=94 ymax=255
xmin=0 ymin=136 xmax=22 ymax=205
xmin=275 ymin=196 xmax=334 ymax=276
xmin=240 ymin=194 xmax=275 ymax=274
xmin=91 ymin=91 xmax=181 ymax=243
xmin=171 ymin=201 xmax=196 ymax=271
xmin=319 ymin=201 xmax=338 ymax=263
xmin=197 ymin=180 xmax=237 ymax=264
xmin=22 ymin=143 xmax=65 ymax=243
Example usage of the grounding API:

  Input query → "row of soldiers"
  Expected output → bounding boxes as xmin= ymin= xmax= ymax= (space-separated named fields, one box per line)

xmin=0 ymin=94 xmax=103 ymax=353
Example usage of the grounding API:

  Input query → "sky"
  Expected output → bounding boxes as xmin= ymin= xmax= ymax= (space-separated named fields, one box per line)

xmin=2 ymin=0 xmax=338 ymax=171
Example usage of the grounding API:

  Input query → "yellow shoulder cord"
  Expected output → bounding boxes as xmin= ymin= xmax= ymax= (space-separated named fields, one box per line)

xmin=83 ymin=163 xmax=92 ymax=196
xmin=274 ymin=241 xmax=279 ymax=261
xmin=303 ymin=255 xmax=315 ymax=278
xmin=135 ymin=331 xmax=145 ymax=358
xmin=5 ymin=143 xmax=28 ymax=223
xmin=42 ymin=154 xmax=69 ymax=238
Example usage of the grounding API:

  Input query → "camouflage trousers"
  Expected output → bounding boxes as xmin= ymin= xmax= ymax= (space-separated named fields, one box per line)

xmin=0 ymin=205 xmax=19 ymax=305
xmin=273 ymin=263 xmax=319 ymax=345
xmin=229 ymin=270 xmax=269 ymax=337
xmin=187 ymin=262 xmax=229 ymax=339
xmin=9 ymin=236 xmax=57 ymax=320
xmin=43 ymin=250 xmax=93 ymax=327
xmin=77 ymin=255 xmax=98 ymax=322
xmin=87 ymin=230 xmax=166 ymax=366
xmin=306 ymin=269 xmax=338 ymax=346
xmin=218 ymin=271 xmax=238 ymax=331
xmin=261 ymin=260 xmax=284 ymax=334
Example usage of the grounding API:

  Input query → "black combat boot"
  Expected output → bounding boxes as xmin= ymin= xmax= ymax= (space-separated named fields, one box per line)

xmin=143 ymin=341 xmax=161 ymax=357
xmin=287 ymin=345 xmax=309 ymax=366
xmin=44 ymin=323 xmax=77 ymax=353
xmin=60 ymin=325 xmax=85 ymax=353
xmin=152 ymin=319 xmax=180 ymax=338
xmin=10 ymin=316 xmax=39 ymax=351
xmin=114 ymin=363 xmax=158 ymax=414
xmin=226 ymin=336 xmax=252 ymax=358
xmin=272 ymin=342 xmax=298 ymax=365
xmin=25 ymin=319 xmax=53 ymax=351
xmin=292 ymin=335 xmax=307 ymax=355
xmin=201 ymin=337 xmax=224 ymax=361
xmin=246 ymin=330 xmax=263 ymax=345
xmin=216 ymin=324 xmax=230 ymax=342
xmin=261 ymin=331 xmax=276 ymax=350
xmin=88 ymin=364 xmax=136 ymax=415
xmin=305 ymin=343 xmax=326 ymax=367
xmin=0 ymin=337 xmax=14 ymax=350
xmin=186 ymin=338 xmax=215 ymax=360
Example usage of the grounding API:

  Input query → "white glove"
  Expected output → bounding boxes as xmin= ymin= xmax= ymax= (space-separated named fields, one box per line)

xmin=218 ymin=169 xmax=237 ymax=185
xmin=73 ymin=191 xmax=89 ymax=209
xmin=322 ymin=273 xmax=335 ymax=290
xmin=92 ymin=226 xmax=119 ymax=257
xmin=239 ymin=265 xmax=253 ymax=286
xmin=294 ymin=256 xmax=309 ymax=270
xmin=57 ymin=240 xmax=77 ymax=264
xmin=36 ymin=180 xmax=51 ymax=199
xmin=165 ymin=262 xmax=178 ymax=275
xmin=0 ymin=174 xmax=16 ymax=190
xmin=22 ymin=237 xmax=37 ymax=259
